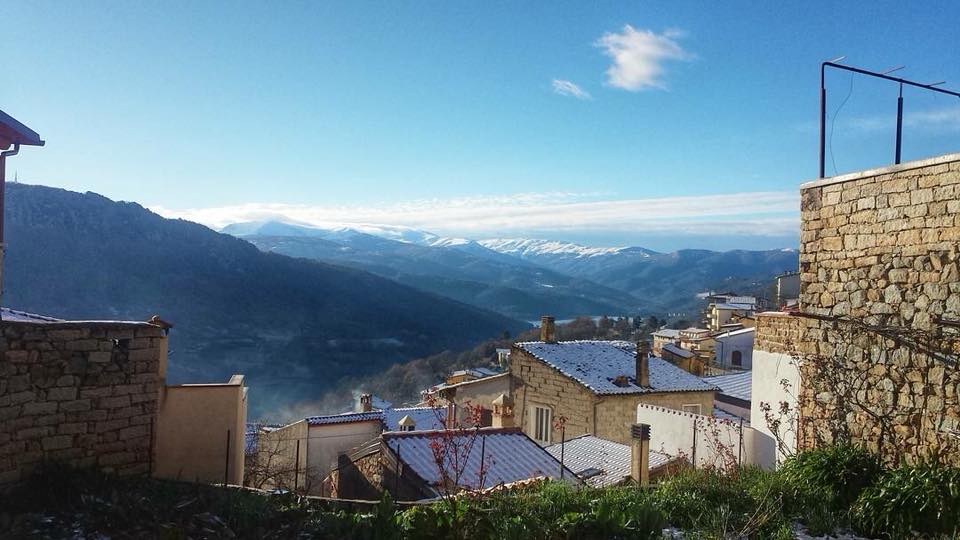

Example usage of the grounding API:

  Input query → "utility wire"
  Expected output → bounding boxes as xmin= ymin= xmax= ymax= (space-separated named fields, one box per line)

xmin=829 ymin=71 xmax=856 ymax=175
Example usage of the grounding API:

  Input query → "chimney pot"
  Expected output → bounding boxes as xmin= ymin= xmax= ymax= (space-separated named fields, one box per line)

xmin=636 ymin=341 xmax=650 ymax=388
xmin=540 ymin=315 xmax=556 ymax=343
xmin=359 ymin=393 xmax=373 ymax=412
xmin=630 ymin=422 xmax=651 ymax=486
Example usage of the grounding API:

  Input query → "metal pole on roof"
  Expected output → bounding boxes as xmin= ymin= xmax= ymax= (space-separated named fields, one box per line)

xmin=559 ymin=424 xmax=565 ymax=480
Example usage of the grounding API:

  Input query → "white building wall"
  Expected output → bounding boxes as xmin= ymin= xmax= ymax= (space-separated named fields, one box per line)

xmin=714 ymin=329 xmax=755 ymax=370
xmin=636 ymin=404 xmax=756 ymax=469
xmin=749 ymin=349 xmax=801 ymax=469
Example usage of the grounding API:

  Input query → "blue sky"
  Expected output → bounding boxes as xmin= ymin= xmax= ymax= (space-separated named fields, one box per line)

xmin=4 ymin=2 xmax=960 ymax=251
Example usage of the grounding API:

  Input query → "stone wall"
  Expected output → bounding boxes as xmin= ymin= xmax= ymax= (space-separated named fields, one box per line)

xmin=0 ymin=320 xmax=165 ymax=486
xmin=795 ymin=153 xmax=960 ymax=464
xmin=511 ymin=347 xmax=716 ymax=446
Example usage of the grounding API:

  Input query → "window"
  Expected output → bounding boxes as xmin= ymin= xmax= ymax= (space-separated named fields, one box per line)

xmin=682 ymin=404 xmax=702 ymax=415
xmin=532 ymin=405 xmax=552 ymax=444
xmin=732 ymin=350 xmax=743 ymax=367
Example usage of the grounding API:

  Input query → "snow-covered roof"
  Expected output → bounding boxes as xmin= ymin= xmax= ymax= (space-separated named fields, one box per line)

xmin=712 ymin=407 xmax=750 ymax=424
xmin=383 ymin=407 xmax=446 ymax=431
xmin=545 ymin=435 xmax=677 ymax=487
xmin=383 ymin=427 xmax=576 ymax=489
xmin=515 ymin=341 xmax=717 ymax=395
xmin=652 ymin=329 xmax=681 ymax=339
xmin=1 ymin=307 xmax=62 ymax=323
xmin=714 ymin=327 xmax=756 ymax=340
xmin=306 ymin=407 xmax=446 ymax=430
xmin=714 ymin=303 xmax=756 ymax=311
xmin=661 ymin=343 xmax=695 ymax=359
xmin=703 ymin=371 xmax=752 ymax=402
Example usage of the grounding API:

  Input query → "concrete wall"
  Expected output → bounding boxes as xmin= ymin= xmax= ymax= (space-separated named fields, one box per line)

xmin=595 ymin=391 xmax=716 ymax=445
xmin=797 ymin=154 xmax=960 ymax=464
xmin=636 ymin=404 xmax=754 ymax=469
xmin=0 ymin=320 xmax=164 ymax=487
xmin=253 ymin=420 xmax=308 ymax=492
xmin=154 ymin=375 xmax=247 ymax=485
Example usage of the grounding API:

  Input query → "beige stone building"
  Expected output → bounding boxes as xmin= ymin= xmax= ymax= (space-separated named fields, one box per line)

xmin=0 ymin=309 xmax=248 ymax=487
xmin=752 ymin=152 xmax=960 ymax=466
xmin=511 ymin=319 xmax=717 ymax=446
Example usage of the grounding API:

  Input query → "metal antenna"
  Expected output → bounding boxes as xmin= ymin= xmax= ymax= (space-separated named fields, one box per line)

xmin=882 ymin=65 xmax=906 ymax=75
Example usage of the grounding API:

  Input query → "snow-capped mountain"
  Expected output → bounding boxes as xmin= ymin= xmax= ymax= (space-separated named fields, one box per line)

xmin=479 ymin=238 xmax=658 ymax=259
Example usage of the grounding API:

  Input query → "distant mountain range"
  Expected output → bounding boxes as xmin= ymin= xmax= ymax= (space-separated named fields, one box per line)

xmin=224 ymin=221 xmax=643 ymax=320
xmin=224 ymin=220 xmax=799 ymax=318
xmin=4 ymin=185 xmax=527 ymax=416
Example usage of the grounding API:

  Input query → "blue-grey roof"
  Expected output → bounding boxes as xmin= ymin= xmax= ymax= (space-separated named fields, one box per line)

xmin=517 ymin=341 xmax=716 ymax=396
xmin=305 ymin=410 xmax=384 ymax=426
xmin=1 ymin=308 xmax=62 ymax=323
xmin=383 ymin=407 xmax=446 ymax=431
xmin=306 ymin=407 xmax=446 ymax=430
xmin=715 ymin=303 xmax=755 ymax=311
xmin=661 ymin=343 xmax=695 ymax=359
xmin=702 ymin=371 xmax=752 ymax=402
xmin=545 ymin=435 xmax=676 ymax=487
xmin=384 ymin=427 xmax=576 ymax=489
xmin=712 ymin=407 xmax=750 ymax=424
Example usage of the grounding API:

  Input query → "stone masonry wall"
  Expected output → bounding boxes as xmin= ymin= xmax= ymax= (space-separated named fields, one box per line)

xmin=511 ymin=347 xmax=716 ymax=446
xmin=796 ymin=154 xmax=960 ymax=464
xmin=511 ymin=347 xmax=598 ymax=444
xmin=0 ymin=321 xmax=164 ymax=486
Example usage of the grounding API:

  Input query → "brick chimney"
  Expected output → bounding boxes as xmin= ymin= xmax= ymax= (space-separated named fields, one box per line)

xmin=630 ymin=423 xmax=651 ymax=486
xmin=636 ymin=340 xmax=650 ymax=388
xmin=540 ymin=315 xmax=556 ymax=343
xmin=359 ymin=393 xmax=373 ymax=412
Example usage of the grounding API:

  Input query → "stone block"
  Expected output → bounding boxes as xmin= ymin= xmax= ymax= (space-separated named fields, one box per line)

xmin=22 ymin=401 xmax=58 ymax=416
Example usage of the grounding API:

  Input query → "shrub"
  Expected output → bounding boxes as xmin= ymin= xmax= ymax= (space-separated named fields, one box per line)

xmin=850 ymin=461 xmax=960 ymax=539
xmin=778 ymin=444 xmax=881 ymax=512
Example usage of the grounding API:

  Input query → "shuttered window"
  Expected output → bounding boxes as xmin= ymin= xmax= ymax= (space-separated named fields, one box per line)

xmin=533 ymin=406 xmax=552 ymax=444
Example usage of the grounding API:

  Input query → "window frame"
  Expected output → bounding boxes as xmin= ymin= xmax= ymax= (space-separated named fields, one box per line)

xmin=731 ymin=350 xmax=743 ymax=367
xmin=531 ymin=405 xmax=552 ymax=445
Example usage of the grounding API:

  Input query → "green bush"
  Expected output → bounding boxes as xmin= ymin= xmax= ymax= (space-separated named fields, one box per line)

xmin=779 ymin=444 xmax=882 ymax=513
xmin=850 ymin=461 xmax=960 ymax=539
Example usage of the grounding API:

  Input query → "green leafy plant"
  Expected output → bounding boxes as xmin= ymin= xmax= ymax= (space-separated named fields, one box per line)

xmin=850 ymin=461 xmax=960 ymax=539
xmin=779 ymin=444 xmax=881 ymax=512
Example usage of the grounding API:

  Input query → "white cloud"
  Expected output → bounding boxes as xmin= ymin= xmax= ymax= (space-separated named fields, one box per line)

xmin=595 ymin=25 xmax=691 ymax=91
xmin=151 ymin=190 xmax=798 ymax=239
xmin=552 ymin=79 xmax=591 ymax=100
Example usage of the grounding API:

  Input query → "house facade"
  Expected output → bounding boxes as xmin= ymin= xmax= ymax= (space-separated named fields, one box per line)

xmin=712 ymin=327 xmax=755 ymax=370
xmin=510 ymin=320 xmax=717 ymax=446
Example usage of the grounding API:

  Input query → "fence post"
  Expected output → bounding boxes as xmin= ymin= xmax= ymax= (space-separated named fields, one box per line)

xmin=738 ymin=418 xmax=744 ymax=466
xmin=224 ymin=429 xmax=231 ymax=486
xmin=294 ymin=439 xmax=301 ymax=493
xmin=691 ymin=418 xmax=697 ymax=468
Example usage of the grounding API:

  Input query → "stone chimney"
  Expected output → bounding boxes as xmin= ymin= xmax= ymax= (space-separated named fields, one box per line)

xmin=630 ymin=423 xmax=651 ymax=486
xmin=491 ymin=393 xmax=514 ymax=428
xmin=636 ymin=341 xmax=650 ymax=388
xmin=359 ymin=393 xmax=373 ymax=412
xmin=397 ymin=415 xmax=416 ymax=432
xmin=540 ymin=315 xmax=556 ymax=343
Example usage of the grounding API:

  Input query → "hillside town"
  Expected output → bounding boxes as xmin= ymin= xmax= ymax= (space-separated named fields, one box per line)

xmin=3 ymin=3 xmax=960 ymax=537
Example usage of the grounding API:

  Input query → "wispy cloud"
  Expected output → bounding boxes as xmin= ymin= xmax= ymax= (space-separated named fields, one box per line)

xmin=552 ymin=79 xmax=591 ymax=100
xmin=798 ymin=105 xmax=960 ymax=135
xmin=151 ymin=191 xmax=798 ymax=239
xmin=595 ymin=25 xmax=692 ymax=91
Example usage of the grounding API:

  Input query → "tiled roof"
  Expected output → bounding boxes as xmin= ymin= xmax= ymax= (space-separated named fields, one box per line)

xmin=702 ymin=371 xmax=752 ymax=402
xmin=1 ymin=307 xmax=62 ymax=323
xmin=305 ymin=411 xmax=384 ymax=426
xmin=383 ymin=407 xmax=446 ymax=431
xmin=383 ymin=427 xmax=576 ymax=489
xmin=661 ymin=343 xmax=695 ymax=359
xmin=545 ymin=435 xmax=677 ymax=487
xmin=652 ymin=329 xmax=681 ymax=339
xmin=515 ymin=341 xmax=717 ymax=395
xmin=305 ymin=407 xmax=446 ymax=430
